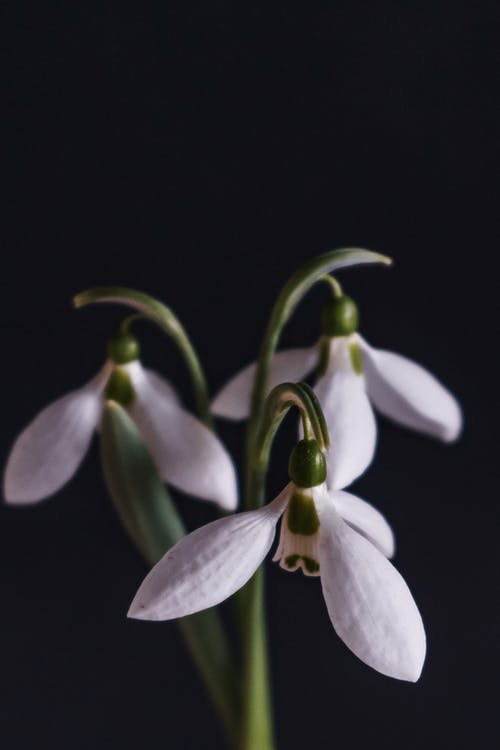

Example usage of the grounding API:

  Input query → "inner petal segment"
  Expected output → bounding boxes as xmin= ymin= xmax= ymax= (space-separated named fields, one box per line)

xmin=273 ymin=489 xmax=321 ymax=577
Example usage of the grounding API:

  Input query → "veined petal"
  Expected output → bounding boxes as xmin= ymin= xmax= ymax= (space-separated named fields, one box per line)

xmin=4 ymin=366 xmax=110 ymax=504
xmin=315 ymin=344 xmax=377 ymax=489
xmin=128 ymin=487 xmax=290 ymax=620
xmin=318 ymin=505 xmax=426 ymax=682
xmin=332 ymin=490 xmax=395 ymax=558
xmin=359 ymin=336 xmax=462 ymax=442
xmin=212 ymin=346 xmax=319 ymax=420
xmin=128 ymin=365 xmax=238 ymax=510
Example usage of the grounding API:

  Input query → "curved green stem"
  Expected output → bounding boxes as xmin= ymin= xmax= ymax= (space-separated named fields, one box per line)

xmin=245 ymin=247 xmax=391 ymax=508
xmin=246 ymin=382 xmax=329 ymax=506
xmin=74 ymin=286 xmax=213 ymax=427
xmin=321 ymin=274 xmax=343 ymax=298
xmin=241 ymin=248 xmax=391 ymax=750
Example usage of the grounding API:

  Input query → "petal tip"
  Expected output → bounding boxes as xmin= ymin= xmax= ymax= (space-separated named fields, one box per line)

xmin=127 ymin=598 xmax=157 ymax=621
xmin=441 ymin=411 xmax=464 ymax=443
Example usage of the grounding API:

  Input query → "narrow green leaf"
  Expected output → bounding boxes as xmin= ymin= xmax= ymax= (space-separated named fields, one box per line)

xmin=100 ymin=400 xmax=184 ymax=562
xmin=100 ymin=401 xmax=240 ymax=747
xmin=74 ymin=287 xmax=212 ymax=426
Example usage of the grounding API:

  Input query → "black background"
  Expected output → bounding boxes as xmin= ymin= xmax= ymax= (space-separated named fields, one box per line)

xmin=1 ymin=2 xmax=498 ymax=748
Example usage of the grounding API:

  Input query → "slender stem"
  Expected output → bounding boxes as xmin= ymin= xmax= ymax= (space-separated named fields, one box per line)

xmin=119 ymin=313 xmax=146 ymax=335
xmin=245 ymin=247 xmax=390 ymax=507
xmin=321 ymin=274 xmax=343 ymax=298
xmin=74 ymin=286 xmax=213 ymax=426
xmin=240 ymin=249 xmax=391 ymax=750
xmin=239 ymin=570 xmax=274 ymax=750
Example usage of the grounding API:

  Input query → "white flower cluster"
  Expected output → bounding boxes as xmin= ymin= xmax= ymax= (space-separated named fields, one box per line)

xmin=4 ymin=282 xmax=462 ymax=683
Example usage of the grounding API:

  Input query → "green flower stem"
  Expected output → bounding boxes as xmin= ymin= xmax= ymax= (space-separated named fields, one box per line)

xmin=241 ymin=249 xmax=391 ymax=750
xmin=74 ymin=286 xmax=213 ymax=427
xmin=245 ymin=247 xmax=391 ymax=508
xmin=239 ymin=569 xmax=274 ymax=750
xmin=321 ymin=274 xmax=343 ymax=298
xmin=100 ymin=402 xmax=240 ymax=748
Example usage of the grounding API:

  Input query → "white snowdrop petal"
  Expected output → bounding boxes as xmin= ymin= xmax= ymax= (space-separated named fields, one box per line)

xmin=359 ymin=337 xmax=462 ymax=442
xmin=211 ymin=346 xmax=319 ymax=420
xmin=141 ymin=368 xmax=181 ymax=406
xmin=4 ymin=369 xmax=108 ymax=504
xmin=128 ymin=489 xmax=289 ymax=620
xmin=318 ymin=507 xmax=426 ymax=682
xmin=332 ymin=490 xmax=395 ymax=558
xmin=129 ymin=366 xmax=238 ymax=510
xmin=316 ymin=367 xmax=377 ymax=490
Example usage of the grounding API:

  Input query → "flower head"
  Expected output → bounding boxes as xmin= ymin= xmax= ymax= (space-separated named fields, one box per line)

xmin=129 ymin=439 xmax=425 ymax=682
xmin=4 ymin=331 xmax=237 ymax=510
xmin=212 ymin=292 xmax=462 ymax=489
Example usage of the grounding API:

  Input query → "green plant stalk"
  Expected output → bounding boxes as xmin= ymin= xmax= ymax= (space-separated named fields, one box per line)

xmin=74 ymin=286 xmax=212 ymax=426
xmin=100 ymin=401 xmax=240 ymax=748
xmin=241 ymin=248 xmax=391 ymax=750
xmin=245 ymin=247 xmax=391 ymax=507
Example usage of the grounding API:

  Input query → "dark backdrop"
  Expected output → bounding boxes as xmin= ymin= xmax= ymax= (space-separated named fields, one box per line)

xmin=1 ymin=2 xmax=497 ymax=749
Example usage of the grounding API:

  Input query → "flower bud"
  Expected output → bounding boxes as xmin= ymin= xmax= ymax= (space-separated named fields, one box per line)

xmin=288 ymin=439 xmax=326 ymax=487
xmin=107 ymin=332 xmax=140 ymax=364
xmin=321 ymin=295 xmax=359 ymax=337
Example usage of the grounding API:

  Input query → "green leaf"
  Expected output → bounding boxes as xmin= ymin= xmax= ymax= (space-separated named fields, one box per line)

xmin=74 ymin=287 xmax=212 ymax=426
xmin=100 ymin=401 xmax=240 ymax=747
xmin=100 ymin=400 xmax=184 ymax=562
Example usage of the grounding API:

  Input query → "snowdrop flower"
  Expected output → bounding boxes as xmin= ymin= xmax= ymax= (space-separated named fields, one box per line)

xmin=4 ymin=331 xmax=237 ymax=510
xmin=129 ymin=439 xmax=426 ymax=682
xmin=212 ymin=293 xmax=462 ymax=489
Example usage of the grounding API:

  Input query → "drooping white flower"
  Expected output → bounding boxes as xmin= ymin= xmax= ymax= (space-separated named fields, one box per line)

xmin=128 ymin=478 xmax=426 ymax=682
xmin=4 ymin=336 xmax=237 ymax=510
xmin=212 ymin=294 xmax=462 ymax=489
